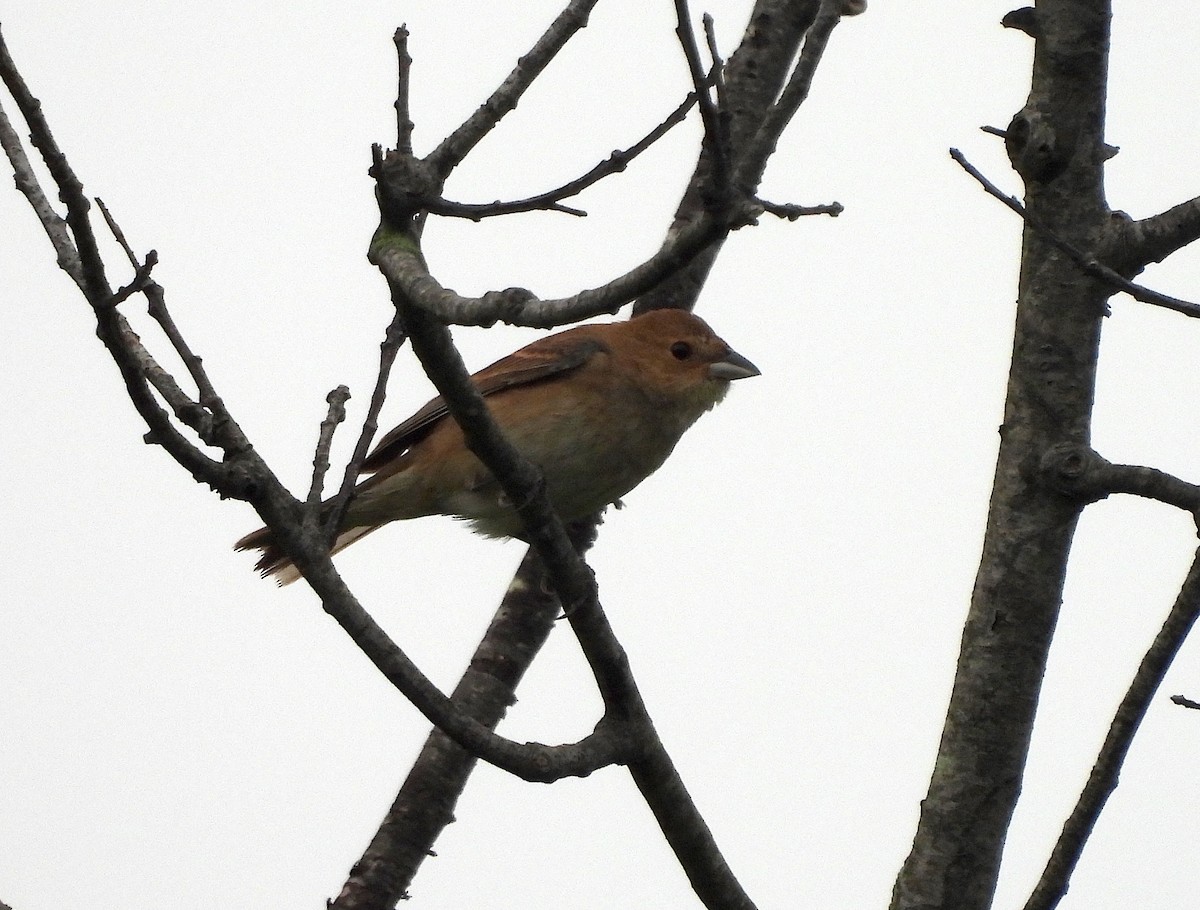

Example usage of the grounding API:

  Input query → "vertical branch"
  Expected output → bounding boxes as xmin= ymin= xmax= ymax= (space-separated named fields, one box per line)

xmin=891 ymin=2 xmax=1115 ymax=908
xmin=394 ymin=26 xmax=414 ymax=155
xmin=325 ymin=311 xmax=408 ymax=539
xmin=634 ymin=0 xmax=821 ymax=314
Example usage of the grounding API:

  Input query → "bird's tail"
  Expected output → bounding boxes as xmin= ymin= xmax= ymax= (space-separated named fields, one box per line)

xmin=234 ymin=523 xmax=381 ymax=587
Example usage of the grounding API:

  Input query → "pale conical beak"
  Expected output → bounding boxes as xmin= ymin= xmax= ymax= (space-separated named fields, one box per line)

xmin=708 ymin=349 xmax=761 ymax=381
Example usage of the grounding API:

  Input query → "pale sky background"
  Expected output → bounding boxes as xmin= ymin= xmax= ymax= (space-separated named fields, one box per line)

xmin=4 ymin=2 xmax=1200 ymax=909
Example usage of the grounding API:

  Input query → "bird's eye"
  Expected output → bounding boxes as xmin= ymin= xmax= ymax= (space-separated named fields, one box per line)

xmin=670 ymin=341 xmax=692 ymax=360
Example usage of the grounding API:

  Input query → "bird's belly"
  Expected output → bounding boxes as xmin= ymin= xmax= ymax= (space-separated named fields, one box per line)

xmin=449 ymin=410 xmax=676 ymax=537
xmin=523 ymin=411 xmax=673 ymax=516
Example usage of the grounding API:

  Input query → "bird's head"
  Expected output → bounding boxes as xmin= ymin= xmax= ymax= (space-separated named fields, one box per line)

xmin=616 ymin=308 xmax=760 ymax=417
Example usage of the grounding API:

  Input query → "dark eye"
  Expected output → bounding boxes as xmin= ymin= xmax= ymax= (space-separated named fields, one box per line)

xmin=670 ymin=341 xmax=692 ymax=360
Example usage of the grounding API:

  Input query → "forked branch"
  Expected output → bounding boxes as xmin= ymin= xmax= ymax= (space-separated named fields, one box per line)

xmin=0 ymin=25 xmax=635 ymax=787
xmin=951 ymin=148 xmax=1200 ymax=319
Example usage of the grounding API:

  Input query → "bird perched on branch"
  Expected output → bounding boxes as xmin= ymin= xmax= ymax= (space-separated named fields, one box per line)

xmin=237 ymin=308 xmax=759 ymax=584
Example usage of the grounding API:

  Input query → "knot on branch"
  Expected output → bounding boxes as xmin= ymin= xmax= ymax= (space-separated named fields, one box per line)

xmin=370 ymin=146 xmax=441 ymax=226
xmin=1005 ymin=108 xmax=1070 ymax=183
xmin=1039 ymin=443 xmax=1111 ymax=503
xmin=478 ymin=287 xmax=538 ymax=326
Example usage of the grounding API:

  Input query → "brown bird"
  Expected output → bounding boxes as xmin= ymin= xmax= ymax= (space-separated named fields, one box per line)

xmin=237 ymin=308 xmax=759 ymax=584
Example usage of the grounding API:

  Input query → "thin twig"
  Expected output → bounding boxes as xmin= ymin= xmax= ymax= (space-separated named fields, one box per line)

xmin=757 ymin=197 xmax=843 ymax=220
xmin=309 ymin=386 xmax=351 ymax=507
xmin=104 ymin=251 xmax=158 ymax=308
xmin=0 ymin=58 xmax=81 ymax=286
xmin=0 ymin=26 xmax=108 ymax=299
xmin=324 ymin=310 xmax=409 ymax=540
xmin=950 ymin=147 xmax=1200 ymax=319
xmin=702 ymin=14 xmax=727 ymax=112
xmin=100 ymin=201 xmax=227 ymax=411
xmin=737 ymin=0 xmax=846 ymax=190
xmin=426 ymin=0 xmax=601 ymax=177
xmin=675 ymin=0 xmax=729 ymax=193
xmin=1170 ymin=694 xmax=1200 ymax=710
xmin=146 ymin=283 xmax=225 ymax=407
xmin=95 ymin=198 xmax=140 ymax=269
xmin=394 ymin=25 xmax=414 ymax=155
xmin=426 ymin=88 xmax=704 ymax=221
xmin=1023 ymin=547 xmax=1200 ymax=910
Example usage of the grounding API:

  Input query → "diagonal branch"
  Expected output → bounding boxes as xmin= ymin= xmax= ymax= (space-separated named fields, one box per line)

xmin=0 ymin=72 xmax=81 ymax=285
xmin=951 ymin=147 xmax=1200 ymax=319
xmin=634 ymin=0 xmax=838 ymax=315
xmin=2 ymin=29 xmax=627 ymax=787
xmin=324 ymin=312 xmax=409 ymax=541
xmin=425 ymin=0 xmax=600 ymax=177
xmin=425 ymin=86 xmax=705 ymax=220
xmin=1116 ymin=195 xmax=1200 ymax=269
xmin=380 ymin=254 xmax=760 ymax=910
xmin=735 ymin=0 xmax=849 ymax=190
xmin=1023 ymin=545 xmax=1200 ymax=910
xmin=331 ymin=540 xmax=580 ymax=909
xmin=0 ymin=28 xmax=108 ymax=297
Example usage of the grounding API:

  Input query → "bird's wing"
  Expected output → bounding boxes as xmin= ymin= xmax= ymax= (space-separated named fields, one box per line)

xmin=360 ymin=333 xmax=607 ymax=473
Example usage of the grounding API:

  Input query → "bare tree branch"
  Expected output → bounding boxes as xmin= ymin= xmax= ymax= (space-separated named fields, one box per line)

xmin=1040 ymin=444 xmax=1200 ymax=515
xmin=331 ymin=539 xmax=580 ymax=909
xmin=893 ymin=3 xmax=1119 ymax=906
xmin=367 ymin=209 xmax=734 ymax=328
xmin=324 ymin=312 xmax=408 ymax=543
xmin=0 ymin=77 xmax=81 ymax=284
xmin=736 ymin=0 xmax=850 ymax=190
xmin=675 ymin=0 xmax=731 ymax=193
xmin=951 ymin=148 xmax=1200 ymax=319
xmin=1117 ymin=195 xmax=1200 ymax=269
xmin=1023 ymin=545 xmax=1200 ymax=910
xmin=0 ymin=29 xmax=108 ymax=296
xmin=702 ymin=15 xmax=728 ymax=111
xmin=393 ymin=25 xmax=414 ymax=155
xmin=425 ymin=0 xmax=600 ymax=177
xmin=388 ymin=272 xmax=761 ymax=910
xmin=309 ymin=386 xmax=350 ymax=507
xmin=2 ymin=24 xmax=631 ymax=788
xmin=635 ymin=0 xmax=835 ymax=315
xmin=756 ymin=197 xmax=843 ymax=219
xmin=425 ymin=87 xmax=704 ymax=220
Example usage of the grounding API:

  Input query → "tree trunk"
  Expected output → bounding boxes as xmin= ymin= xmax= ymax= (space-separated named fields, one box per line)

xmin=891 ymin=2 xmax=1114 ymax=907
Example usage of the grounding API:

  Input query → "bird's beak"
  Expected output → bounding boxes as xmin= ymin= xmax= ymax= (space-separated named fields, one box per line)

xmin=708 ymin=349 xmax=761 ymax=381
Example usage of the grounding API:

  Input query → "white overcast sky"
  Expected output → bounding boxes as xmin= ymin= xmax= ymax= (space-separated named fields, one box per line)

xmin=4 ymin=2 xmax=1200 ymax=909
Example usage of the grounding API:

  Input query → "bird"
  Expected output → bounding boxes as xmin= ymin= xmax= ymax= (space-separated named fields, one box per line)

xmin=236 ymin=308 xmax=759 ymax=584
